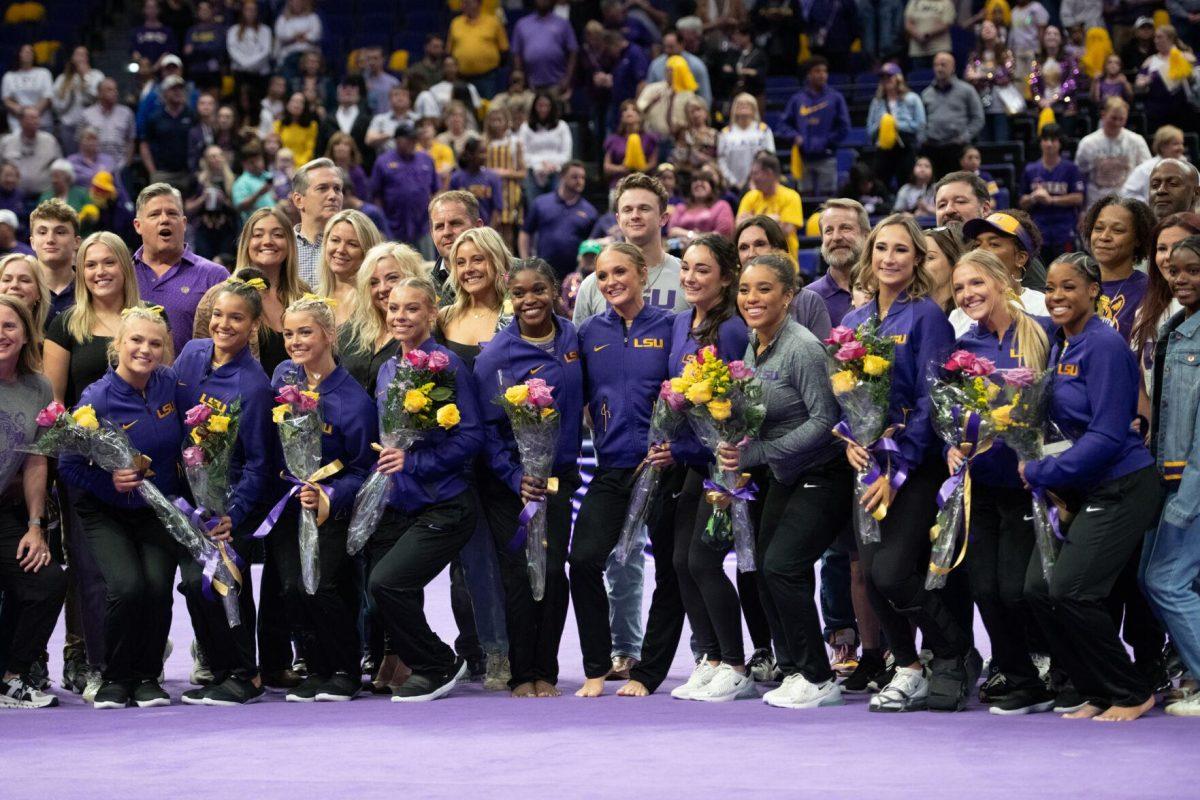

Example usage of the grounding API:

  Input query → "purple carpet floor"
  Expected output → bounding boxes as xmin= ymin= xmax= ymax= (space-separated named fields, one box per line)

xmin=6 ymin=561 xmax=1194 ymax=799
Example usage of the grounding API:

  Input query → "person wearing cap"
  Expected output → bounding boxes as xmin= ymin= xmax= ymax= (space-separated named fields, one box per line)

xmin=370 ymin=118 xmax=439 ymax=253
xmin=778 ymin=57 xmax=850 ymax=196
xmin=520 ymin=161 xmax=599 ymax=279
xmin=1020 ymin=123 xmax=1085 ymax=263
xmin=0 ymin=211 xmax=34 ymax=258
xmin=867 ymin=63 xmax=927 ymax=193
xmin=1120 ymin=16 xmax=1158 ymax=76
xmin=36 ymin=160 xmax=89 ymax=214
xmin=0 ymin=108 xmax=61 ymax=199
xmin=140 ymin=75 xmax=197 ymax=187
xmin=135 ymin=54 xmax=194 ymax=138
xmin=951 ymin=211 xmax=1050 ymax=336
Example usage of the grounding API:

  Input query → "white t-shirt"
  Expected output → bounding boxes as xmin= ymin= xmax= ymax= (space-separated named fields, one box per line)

xmin=572 ymin=253 xmax=688 ymax=324
xmin=274 ymin=12 xmax=322 ymax=61
xmin=518 ymin=121 xmax=573 ymax=173
xmin=717 ymin=121 xmax=775 ymax=189
xmin=1075 ymin=128 xmax=1152 ymax=207
xmin=1 ymin=67 xmax=53 ymax=131
xmin=949 ymin=287 xmax=1049 ymax=338
xmin=905 ymin=0 xmax=956 ymax=57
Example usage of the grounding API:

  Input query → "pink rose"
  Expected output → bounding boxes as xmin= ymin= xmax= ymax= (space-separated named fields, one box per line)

xmin=275 ymin=384 xmax=302 ymax=405
xmin=944 ymin=350 xmax=975 ymax=372
xmin=182 ymin=446 xmax=206 ymax=467
xmin=834 ymin=341 xmax=867 ymax=362
xmin=295 ymin=392 xmax=319 ymax=413
xmin=426 ymin=350 xmax=450 ymax=372
xmin=962 ymin=355 xmax=996 ymax=377
xmin=659 ymin=381 xmax=687 ymax=411
xmin=184 ymin=404 xmax=213 ymax=427
xmin=405 ymin=349 xmax=430 ymax=370
xmin=696 ymin=345 xmax=717 ymax=364
xmin=1003 ymin=366 xmax=1035 ymax=388
xmin=824 ymin=326 xmax=856 ymax=346
xmin=728 ymin=360 xmax=753 ymax=380
xmin=526 ymin=378 xmax=555 ymax=408
xmin=35 ymin=401 xmax=67 ymax=427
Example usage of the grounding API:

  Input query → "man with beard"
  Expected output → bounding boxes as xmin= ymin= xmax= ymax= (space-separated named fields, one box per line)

xmin=808 ymin=198 xmax=868 ymax=326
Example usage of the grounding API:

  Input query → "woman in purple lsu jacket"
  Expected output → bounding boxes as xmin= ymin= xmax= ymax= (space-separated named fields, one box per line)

xmin=474 ymin=258 xmax=584 ymax=697
xmin=174 ymin=277 xmax=276 ymax=706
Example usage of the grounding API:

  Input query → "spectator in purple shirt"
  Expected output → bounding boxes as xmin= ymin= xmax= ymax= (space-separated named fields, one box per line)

xmin=183 ymin=0 xmax=227 ymax=93
xmin=448 ymin=137 xmax=504 ymax=226
xmin=130 ymin=183 xmax=229 ymax=354
xmin=132 ymin=0 xmax=180 ymax=71
xmin=67 ymin=128 xmax=118 ymax=193
xmin=370 ymin=119 xmax=439 ymax=251
xmin=519 ymin=160 xmax=600 ymax=278
xmin=604 ymin=31 xmax=649 ymax=132
xmin=511 ymin=0 xmax=579 ymax=96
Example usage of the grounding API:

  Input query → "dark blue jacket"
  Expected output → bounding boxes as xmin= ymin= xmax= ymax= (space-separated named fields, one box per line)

xmin=473 ymin=317 xmax=584 ymax=494
xmin=668 ymin=310 xmax=750 ymax=467
xmin=174 ymin=339 xmax=276 ymax=528
xmin=60 ymin=367 xmax=185 ymax=508
xmin=1024 ymin=315 xmax=1154 ymax=490
xmin=778 ymin=84 xmax=851 ymax=159
xmin=270 ymin=361 xmax=376 ymax=519
xmin=374 ymin=339 xmax=484 ymax=512
xmin=579 ymin=304 xmax=674 ymax=469
xmin=843 ymin=292 xmax=955 ymax=472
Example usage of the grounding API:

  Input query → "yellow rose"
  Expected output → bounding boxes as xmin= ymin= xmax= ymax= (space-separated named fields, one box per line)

xmin=540 ymin=407 xmax=557 ymax=419
xmin=669 ymin=377 xmax=690 ymax=395
xmin=862 ymin=355 xmax=891 ymax=376
xmin=985 ymin=383 xmax=1002 ymax=402
xmin=504 ymin=384 xmax=530 ymax=405
xmin=301 ymin=390 xmax=320 ymax=404
xmin=707 ymin=398 xmax=732 ymax=421
xmin=207 ymin=415 xmax=230 ymax=433
xmin=72 ymin=406 xmax=99 ymax=430
xmin=831 ymin=370 xmax=858 ymax=395
xmin=437 ymin=403 xmax=461 ymax=429
xmin=272 ymin=404 xmax=289 ymax=424
xmin=991 ymin=403 xmax=1014 ymax=430
xmin=685 ymin=379 xmax=713 ymax=404
xmin=404 ymin=389 xmax=430 ymax=413
xmin=682 ymin=361 xmax=701 ymax=382
xmin=190 ymin=428 xmax=203 ymax=445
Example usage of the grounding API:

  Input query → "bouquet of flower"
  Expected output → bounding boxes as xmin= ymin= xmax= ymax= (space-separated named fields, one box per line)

xmin=495 ymin=377 xmax=560 ymax=601
xmin=613 ymin=381 xmax=687 ymax=567
xmin=271 ymin=381 xmax=329 ymax=594
xmin=925 ymin=350 xmax=1004 ymax=589
xmin=346 ymin=348 xmax=460 ymax=555
xmin=19 ymin=401 xmax=98 ymax=459
xmin=674 ymin=345 xmax=765 ymax=573
xmin=825 ymin=321 xmax=897 ymax=546
xmin=990 ymin=366 xmax=1059 ymax=582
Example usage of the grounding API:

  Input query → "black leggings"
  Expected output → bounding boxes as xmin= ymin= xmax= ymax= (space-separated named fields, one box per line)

xmin=757 ymin=462 xmax=854 ymax=684
xmin=179 ymin=535 xmax=260 ymax=683
xmin=77 ymin=498 xmax=179 ymax=684
xmin=481 ymin=470 xmax=581 ymax=688
xmin=1025 ymin=466 xmax=1164 ymax=708
xmin=858 ymin=455 xmax=968 ymax=666
xmin=0 ymin=503 xmax=67 ymax=676
xmin=967 ymin=483 xmax=1040 ymax=687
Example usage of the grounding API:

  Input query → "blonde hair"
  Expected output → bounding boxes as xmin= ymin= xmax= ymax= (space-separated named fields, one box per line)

xmin=0 ymin=254 xmax=50 ymax=334
xmin=729 ymin=93 xmax=761 ymax=122
xmin=345 ymin=242 xmax=428 ymax=356
xmin=857 ymin=213 xmax=936 ymax=301
xmin=316 ymin=209 xmax=383 ymax=316
xmin=953 ymin=249 xmax=1048 ymax=369
xmin=66 ymin=232 xmax=140 ymax=344
xmin=442 ymin=227 xmax=512 ymax=326
xmin=236 ymin=207 xmax=309 ymax=308
xmin=107 ymin=304 xmax=174 ymax=366
xmin=393 ymin=276 xmax=439 ymax=310
xmin=0 ymin=294 xmax=42 ymax=374
xmin=283 ymin=295 xmax=339 ymax=355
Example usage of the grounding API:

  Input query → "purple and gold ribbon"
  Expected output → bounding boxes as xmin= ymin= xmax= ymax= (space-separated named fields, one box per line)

xmin=171 ymin=497 xmax=246 ymax=600
xmin=252 ymin=460 xmax=344 ymax=539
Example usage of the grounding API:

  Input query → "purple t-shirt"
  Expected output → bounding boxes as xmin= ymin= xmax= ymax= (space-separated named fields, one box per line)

xmin=511 ymin=12 xmax=578 ymax=89
xmin=133 ymin=247 xmax=229 ymax=354
xmin=449 ymin=167 xmax=505 ymax=225
xmin=603 ymin=132 xmax=659 ymax=185
xmin=807 ymin=272 xmax=852 ymax=327
xmin=1100 ymin=269 xmax=1148 ymax=344
xmin=369 ymin=149 xmax=439 ymax=243
xmin=524 ymin=190 xmax=600 ymax=278
xmin=1021 ymin=158 xmax=1085 ymax=246
xmin=132 ymin=24 xmax=178 ymax=64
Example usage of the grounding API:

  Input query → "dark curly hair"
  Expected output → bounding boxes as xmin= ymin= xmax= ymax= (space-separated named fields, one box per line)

xmin=1080 ymin=195 xmax=1156 ymax=266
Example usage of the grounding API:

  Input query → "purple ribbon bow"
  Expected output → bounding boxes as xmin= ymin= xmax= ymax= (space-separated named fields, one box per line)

xmin=834 ymin=421 xmax=909 ymax=491
xmin=702 ymin=478 xmax=758 ymax=503
xmin=936 ymin=406 xmax=982 ymax=509
xmin=171 ymin=497 xmax=247 ymax=602
xmin=507 ymin=498 xmax=545 ymax=553
xmin=1032 ymin=488 xmax=1065 ymax=541
xmin=252 ymin=474 xmax=335 ymax=540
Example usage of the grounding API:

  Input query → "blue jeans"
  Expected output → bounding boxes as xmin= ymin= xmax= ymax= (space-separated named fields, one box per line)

xmin=982 ymin=112 xmax=1011 ymax=144
xmin=819 ymin=546 xmax=856 ymax=640
xmin=1140 ymin=508 xmax=1200 ymax=678
xmin=606 ymin=545 xmax=645 ymax=659
xmin=458 ymin=504 xmax=509 ymax=654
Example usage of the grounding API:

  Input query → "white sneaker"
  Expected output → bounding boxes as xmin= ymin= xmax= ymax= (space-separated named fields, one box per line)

xmin=764 ymin=674 xmax=844 ymax=709
xmin=159 ymin=638 xmax=173 ymax=684
xmin=1166 ymin=692 xmax=1200 ymax=717
xmin=81 ymin=670 xmax=103 ymax=703
xmin=670 ymin=659 xmax=718 ymax=700
xmin=869 ymin=667 xmax=929 ymax=712
xmin=483 ymin=651 xmax=510 ymax=692
xmin=692 ymin=664 xmax=757 ymax=702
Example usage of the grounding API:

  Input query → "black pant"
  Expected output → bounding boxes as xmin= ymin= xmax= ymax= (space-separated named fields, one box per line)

xmin=368 ymin=492 xmax=476 ymax=677
xmin=1107 ymin=538 xmax=1165 ymax=672
xmin=859 ymin=456 xmax=968 ymax=666
xmin=0 ymin=504 xmax=67 ymax=676
xmin=179 ymin=537 xmax=259 ymax=683
xmin=758 ymin=463 xmax=854 ymax=684
xmin=482 ymin=470 xmax=580 ymax=687
xmin=268 ymin=509 xmax=360 ymax=678
xmin=968 ymin=484 xmax=1040 ymax=686
xmin=78 ymin=498 xmax=179 ymax=684
xmin=1025 ymin=466 xmax=1164 ymax=708
xmin=740 ymin=466 xmax=776 ymax=654
xmin=873 ymin=135 xmax=918 ymax=191
xmin=256 ymin=537 xmax=296 ymax=672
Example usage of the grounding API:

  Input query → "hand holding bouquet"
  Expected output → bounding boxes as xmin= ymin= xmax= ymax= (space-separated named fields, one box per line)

xmin=347 ymin=348 xmax=459 ymax=555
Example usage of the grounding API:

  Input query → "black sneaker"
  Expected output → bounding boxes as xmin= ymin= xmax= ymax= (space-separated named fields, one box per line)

xmin=841 ymin=651 xmax=885 ymax=694
xmin=132 ymin=680 xmax=171 ymax=708
xmin=467 ymin=656 xmax=486 ymax=682
xmin=93 ymin=681 xmax=130 ymax=709
xmin=0 ymin=674 xmax=59 ymax=708
xmin=965 ymin=647 xmax=983 ymax=692
xmin=989 ymin=686 xmax=1056 ymax=716
xmin=1138 ymin=657 xmax=1172 ymax=695
xmin=1053 ymin=685 xmax=1087 ymax=713
xmin=28 ymin=658 xmax=50 ymax=690
xmin=748 ymin=647 xmax=780 ymax=683
xmin=392 ymin=658 xmax=468 ymax=703
xmin=181 ymin=686 xmax=214 ymax=706
xmin=62 ymin=656 xmax=88 ymax=695
xmin=315 ymin=672 xmax=361 ymax=702
xmin=867 ymin=652 xmax=897 ymax=693
xmin=205 ymin=676 xmax=266 ymax=706
xmin=285 ymin=674 xmax=323 ymax=703
xmin=926 ymin=657 xmax=969 ymax=712
xmin=978 ymin=670 xmax=1012 ymax=704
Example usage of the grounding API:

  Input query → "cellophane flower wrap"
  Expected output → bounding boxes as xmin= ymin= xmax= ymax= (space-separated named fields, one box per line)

xmin=20 ymin=401 xmax=97 ymax=459
xmin=347 ymin=348 xmax=459 ymax=555
xmin=990 ymin=366 xmax=1059 ymax=581
xmin=825 ymin=321 xmax=896 ymax=546
xmin=273 ymin=380 xmax=326 ymax=594
xmin=613 ymin=383 xmax=686 ymax=566
xmin=496 ymin=377 xmax=560 ymax=601
xmin=677 ymin=345 xmax=766 ymax=573
xmin=925 ymin=350 xmax=1003 ymax=589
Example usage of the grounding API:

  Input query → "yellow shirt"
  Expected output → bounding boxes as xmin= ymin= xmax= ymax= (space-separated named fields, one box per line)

xmin=448 ymin=13 xmax=509 ymax=77
xmin=737 ymin=185 xmax=805 ymax=259
xmin=274 ymin=119 xmax=318 ymax=166
xmin=420 ymin=140 xmax=457 ymax=175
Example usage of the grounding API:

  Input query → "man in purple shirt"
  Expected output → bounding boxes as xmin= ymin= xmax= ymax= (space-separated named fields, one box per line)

xmin=807 ymin=198 xmax=867 ymax=326
xmin=448 ymin=137 xmax=505 ymax=225
xmin=370 ymin=120 xmax=439 ymax=248
xmin=605 ymin=31 xmax=649 ymax=131
xmin=131 ymin=183 xmax=228 ymax=354
xmin=519 ymin=161 xmax=599 ymax=279
xmin=511 ymin=0 xmax=578 ymax=95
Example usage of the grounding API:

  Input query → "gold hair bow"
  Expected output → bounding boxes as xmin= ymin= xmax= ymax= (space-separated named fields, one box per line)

xmin=228 ymin=276 xmax=268 ymax=291
xmin=123 ymin=304 xmax=165 ymax=319
xmin=300 ymin=293 xmax=338 ymax=307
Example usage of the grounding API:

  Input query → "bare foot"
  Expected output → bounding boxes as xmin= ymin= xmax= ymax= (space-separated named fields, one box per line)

xmin=616 ymin=679 xmax=649 ymax=697
xmin=533 ymin=680 xmax=560 ymax=697
xmin=1095 ymin=697 xmax=1155 ymax=722
xmin=511 ymin=682 xmax=535 ymax=697
xmin=575 ymin=677 xmax=606 ymax=697
xmin=372 ymin=654 xmax=400 ymax=691
xmin=1063 ymin=703 xmax=1104 ymax=719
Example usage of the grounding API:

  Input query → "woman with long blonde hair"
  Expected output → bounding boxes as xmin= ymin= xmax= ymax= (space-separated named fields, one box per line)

xmin=439 ymin=227 xmax=512 ymax=360
xmin=0 ymin=253 xmax=51 ymax=334
xmin=316 ymin=209 xmax=383 ymax=326
xmin=339 ymin=242 xmax=427 ymax=392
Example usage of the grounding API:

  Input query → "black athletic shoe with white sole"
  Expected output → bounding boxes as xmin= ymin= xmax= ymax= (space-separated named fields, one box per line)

xmin=93 ymin=681 xmax=131 ymax=709
xmin=132 ymin=680 xmax=171 ymax=708
xmin=926 ymin=657 xmax=969 ymax=712
xmin=841 ymin=651 xmax=885 ymax=694
xmin=205 ymin=676 xmax=266 ymax=706
xmin=989 ymin=687 xmax=1056 ymax=715
xmin=315 ymin=672 xmax=361 ymax=702
xmin=392 ymin=658 xmax=468 ymax=703
xmin=285 ymin=675 xmax=323 ymax=703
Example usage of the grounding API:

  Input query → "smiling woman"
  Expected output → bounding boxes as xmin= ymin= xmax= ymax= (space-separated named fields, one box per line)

xmin=439 ymin=226 xmax=513 ymax=367
xmin=0 ymin=253 xmax=50 ymax=333
xmin=316 ymin=209 xmax=383 ymax=327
